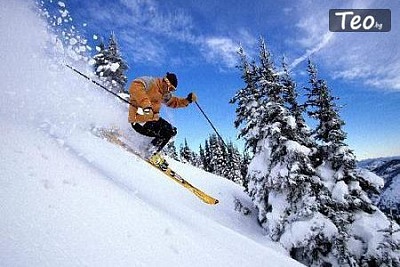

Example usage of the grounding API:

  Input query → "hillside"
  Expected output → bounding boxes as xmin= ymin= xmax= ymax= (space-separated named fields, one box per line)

xmin=0 ymin=2 xmax=304 ymax=266
xmin=359 ymin=156 xmax=400 ymax=222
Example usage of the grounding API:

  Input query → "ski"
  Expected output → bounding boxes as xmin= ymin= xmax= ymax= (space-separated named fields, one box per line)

xmin=93 ymin=128 xmax=219 ymax=205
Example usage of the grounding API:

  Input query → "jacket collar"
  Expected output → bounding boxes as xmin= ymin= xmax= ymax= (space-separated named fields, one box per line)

xmin=155 ymin=78 xmax=167 ymax=94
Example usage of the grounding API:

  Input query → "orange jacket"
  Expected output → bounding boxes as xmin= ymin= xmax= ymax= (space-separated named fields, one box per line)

xmin=128 ymin=76 xmax=190 ymax=123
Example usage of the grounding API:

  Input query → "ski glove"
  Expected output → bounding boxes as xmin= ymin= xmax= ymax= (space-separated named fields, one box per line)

xmin=143 ymin=107 xmax=153 ymax=115
xmin=186 ymin=92 xmax=197 ymax=103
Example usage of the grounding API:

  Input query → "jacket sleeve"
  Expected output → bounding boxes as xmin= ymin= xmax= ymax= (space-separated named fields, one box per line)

xmin=165 ymin=95 xmax=190 ymax=108
xmin=129 ymin=80 xmax=152 ymax=108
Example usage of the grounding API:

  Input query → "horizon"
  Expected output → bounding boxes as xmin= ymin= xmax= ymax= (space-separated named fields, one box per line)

xmin=43 ymin=0 xmax=399 ymax=160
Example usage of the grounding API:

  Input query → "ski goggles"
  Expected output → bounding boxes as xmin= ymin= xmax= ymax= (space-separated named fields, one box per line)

xmin=164 ymin=77 xmax=176 ymax=92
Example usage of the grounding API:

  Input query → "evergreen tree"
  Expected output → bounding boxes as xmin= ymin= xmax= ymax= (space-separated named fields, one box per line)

xmin=230 ymin=45 xmax=262 ymax=154
xmin=375 ymin=217 xmax=400 ymax=266
xmin=190 ymin=151 xmax=201 ymax=168
xmin=204 ymin=140 xmax=213 ymax=173
xmin=163 ymin=141 xmax=179 ymax=161
xmin=281 ymin=59 xmax=299 ymax=117
xmin=93 ymin=39 xmax=107 ymax=80
xmin=304 ymin=59 xmax=400 ymax=266
xmin=258 ymin=38 xmax=281 ymax=104
xmin=199 ymin=136 xmax=246 ymax=186
xmin=180 ymin=139 xmax=193 ymax=164
xmin=92 ymin=32 xmax=128 ymax=93
xmin=199 ymin=144 xmax=206 ymax=170
xmin=232 ymin=39 xmax=341 ymax=266
xmin=305 ymin=60 xmax=374 ymax=211
xmin=106 ymin=32 xmax=128 ymax=92
xmin=208 ymin=134 xmax=228 ymax=176
xmin=304 ymin=59 xmax=346 ymax=147
xmin=280 ymin=59 xmax=313 ymax=148
xmin=225 ymin=141 xmax=243 ymax=185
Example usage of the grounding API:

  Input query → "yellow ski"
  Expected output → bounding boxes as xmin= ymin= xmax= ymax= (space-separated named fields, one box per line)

xmin=93 ymin=128 xmax=219 ymax=205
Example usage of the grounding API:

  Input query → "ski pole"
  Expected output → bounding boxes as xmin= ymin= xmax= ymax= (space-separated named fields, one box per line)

xmin=65 ymin=64 xmax=135 ymax=108
xmin=194 ymin=101 xmax=227 ymax=149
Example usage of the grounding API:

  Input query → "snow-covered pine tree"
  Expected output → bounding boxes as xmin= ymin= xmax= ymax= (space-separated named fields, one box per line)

xmin=180 ymin=139 xmax=193 ymax=164
xmin=304 ymin=59 xmax=400 ymax=266
xmin=93 ymin=39 xmax=106 ymax=76
xmin=92 ymin=32 xmax=128 ymax=93
xmin=190 ymin=151 xmax=201 ymax=168
xmin=163 ymin=141 xmax=179 ymax=161
xmin=304 ymin=59 xmax=346 ymax=154
xmin=199 ymin=136 xmax=244 ymax=184
xmin=233 ymin=39 xmax=339 ymax=267
xmin=230 ymin=45 xmax=262 ymax=154
xmin=203 ymin=140 xmax=213 ymax=173
xmin=225 ymin=141 xmax=243 ymax=185
xmin=208 ymin=134 xmax=228 ymax=176
xmin=376 ymin=217 xmax=400 ymax=267
xmin=106 ymin=32 xmax=128 ymax=92
xmin=280 ymin=59 xmax=314 ymax=148
xmin=199 ymin=144 xmax=206 ymax=170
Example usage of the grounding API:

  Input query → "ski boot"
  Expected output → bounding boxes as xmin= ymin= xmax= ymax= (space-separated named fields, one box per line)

xmin=148 ymin=153 xmax=169 ymax=171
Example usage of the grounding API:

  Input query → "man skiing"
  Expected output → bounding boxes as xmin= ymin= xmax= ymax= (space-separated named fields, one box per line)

xmin=128 ymin=72 xmax=197 ymax=168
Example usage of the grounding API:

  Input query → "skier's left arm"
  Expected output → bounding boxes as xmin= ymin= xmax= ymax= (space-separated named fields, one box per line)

xmin=164 ymin=92 xmax=197 ymax=108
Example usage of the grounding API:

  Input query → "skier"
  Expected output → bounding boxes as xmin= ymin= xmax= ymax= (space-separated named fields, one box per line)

xmin=128 ymin=72 xmax=197 ymax=168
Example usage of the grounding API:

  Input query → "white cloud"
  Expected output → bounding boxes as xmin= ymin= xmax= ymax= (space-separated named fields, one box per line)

xmin=202 ymin=37 xmax=239 ymax=68
xmin=290 ymin=32 xmax=334 ymax=70
xmin=287 ymin=0 xmax=336 ymax=69
xmin=81 ymin=0 xmax=198 ymax=66
xmin=290 ymin=0 xmax=400 ymax=91
xmin=120 ymin=0 xmax=197 ymax=43
xmin=120 ymin=32 xmax=165 ymax=64
xmin=333 ymin=60 xmax=400 ymax=90
xmin=198 ymin=29 xmax=257 ymax=70
xmin=323 ymin=33 xmax=400 ymax=91
xmin=80 ymin=1 xmax=261 ymax=69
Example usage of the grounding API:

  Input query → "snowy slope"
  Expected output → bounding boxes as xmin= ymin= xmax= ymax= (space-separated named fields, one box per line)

xmin=359 ymin=156 xmax=400 ymax=221
xmin=358 ymin=156 xmax=400 ymax=172
xmin=0 ymin=2 xmax=303 ymax=266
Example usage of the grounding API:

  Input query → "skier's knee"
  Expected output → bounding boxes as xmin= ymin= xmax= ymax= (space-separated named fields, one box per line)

xmin=164 ymin=125 xmax=177 ymax=138
xmin=171 ymin=127 xmax=177 ymax=137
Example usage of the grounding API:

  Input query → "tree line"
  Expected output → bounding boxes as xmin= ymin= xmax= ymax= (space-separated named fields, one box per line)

xmin=162 ymin=136 xmax=250 ymax=187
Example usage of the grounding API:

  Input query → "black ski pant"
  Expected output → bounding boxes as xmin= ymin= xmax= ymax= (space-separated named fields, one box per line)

xmin=131 ymin=117 xmax=177 ymax=153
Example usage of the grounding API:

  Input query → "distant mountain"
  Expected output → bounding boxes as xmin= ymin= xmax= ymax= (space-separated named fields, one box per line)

xmin=359 ymin=156 xmax=400 ymax=223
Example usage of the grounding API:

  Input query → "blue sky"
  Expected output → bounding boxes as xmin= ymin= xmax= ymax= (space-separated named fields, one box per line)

xmin=47 ymin=0 xmax=399 ymax=159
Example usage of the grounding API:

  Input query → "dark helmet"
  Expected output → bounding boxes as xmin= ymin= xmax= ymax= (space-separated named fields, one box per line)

xmin=166 ymin=72 xmax=178 ymax=88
